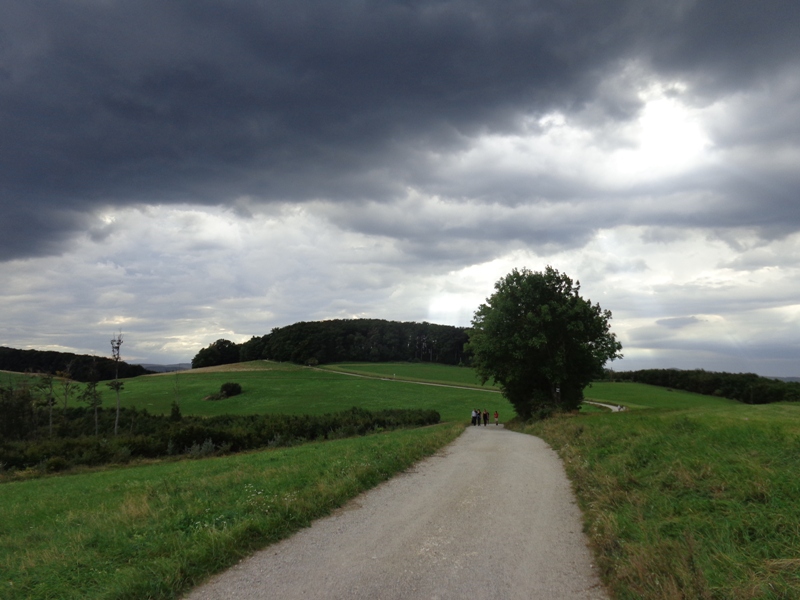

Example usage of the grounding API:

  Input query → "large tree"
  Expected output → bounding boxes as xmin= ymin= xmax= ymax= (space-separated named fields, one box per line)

xmin=468 ymin=266 xmax=622 ymax=419
xmin=191 ymin=338 xmax=241 ymax=368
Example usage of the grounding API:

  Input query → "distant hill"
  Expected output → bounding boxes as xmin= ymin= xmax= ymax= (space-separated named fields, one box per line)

xmin=193 ymin=319 xmax=471 ymax=369
xmin=612 ymin=368 xmax=800 ymax=404
xmin=0 ymin=346 xmax=153 ymax=382
xmin=136 ymin=363 xmax=191 ymax=373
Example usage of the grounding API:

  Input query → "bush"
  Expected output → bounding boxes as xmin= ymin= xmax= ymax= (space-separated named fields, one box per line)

xmin=220 ymin=382 xmax=242 ymax=397
xmin=44 ymin=456 xmax=70 ymax=472
xmin=0 ymin=406 xmax=441 ymax=473
xmin=186 ymin=438 xmax=217 ymax=458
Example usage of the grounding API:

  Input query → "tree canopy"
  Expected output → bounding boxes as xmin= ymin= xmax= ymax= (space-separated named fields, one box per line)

xmin=610 ymin=368 xmax=800 ymax=404
xmin=0 ymin=346 xmax=151 ymax=381
xmin=191 ymin=339 xmax=241 ymax=369
xmin=468 ymin=266 xmax=622 ymax=419
xmin=192 ymin=319 xmax=470 ymax=368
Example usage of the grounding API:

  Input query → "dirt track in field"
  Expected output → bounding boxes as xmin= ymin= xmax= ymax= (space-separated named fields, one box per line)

xmin=184 ymin=425 xmax=608 ymax=600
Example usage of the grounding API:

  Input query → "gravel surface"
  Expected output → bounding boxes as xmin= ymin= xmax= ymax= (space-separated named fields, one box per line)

xmin=184 ymin=425 xmax=609 ymax=600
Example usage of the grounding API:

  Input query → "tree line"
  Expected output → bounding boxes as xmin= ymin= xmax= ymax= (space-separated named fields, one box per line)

xmin=192 ymin=319 xmax=471 ymax=368
xmin=608 ymin=368 xmax=800 ymax=404
xmin=0 ymin=346 xmax=151 ymax=382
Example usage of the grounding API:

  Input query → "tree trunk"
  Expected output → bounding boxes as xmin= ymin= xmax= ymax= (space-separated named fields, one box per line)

xmin=114 ymin=389 xmax=120 ymax=436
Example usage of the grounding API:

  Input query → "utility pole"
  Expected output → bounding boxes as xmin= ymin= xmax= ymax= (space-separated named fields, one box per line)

xmin=110 ymin=332 xmax=123 ymax=436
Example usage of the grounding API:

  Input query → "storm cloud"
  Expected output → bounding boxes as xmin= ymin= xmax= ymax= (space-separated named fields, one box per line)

xmin=2 ymin=1 xmax=800 ymax=374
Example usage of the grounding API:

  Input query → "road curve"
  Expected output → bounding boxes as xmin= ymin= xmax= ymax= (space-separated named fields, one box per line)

xmin=583 ymin=401 xmax=626 ymax=412
xmin=184 ymin=426 xmax=608 ymax=600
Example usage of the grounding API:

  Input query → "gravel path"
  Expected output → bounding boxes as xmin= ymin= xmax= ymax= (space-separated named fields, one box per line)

xmin=184 ymin=425 xmax=608 ymax=600
xmin=583 ymin=401 xmax=626 ymax=412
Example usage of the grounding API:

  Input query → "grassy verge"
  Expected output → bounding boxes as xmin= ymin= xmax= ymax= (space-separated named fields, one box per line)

xmin=509 ymin=399 xmax=800 ymax=599
xmin=0 ymin=422 xmax=464 ymax=600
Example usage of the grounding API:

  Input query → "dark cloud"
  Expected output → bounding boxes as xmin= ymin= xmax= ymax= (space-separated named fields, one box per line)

xmin=645 ymin=0 xmax=800 ymax=97
xmin=2 ymin=0 xmax=800 ymax=260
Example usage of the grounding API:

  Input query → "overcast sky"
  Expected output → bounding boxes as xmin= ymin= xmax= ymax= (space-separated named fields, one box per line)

xmin=2 ymin=1 xmax=800 ymax=375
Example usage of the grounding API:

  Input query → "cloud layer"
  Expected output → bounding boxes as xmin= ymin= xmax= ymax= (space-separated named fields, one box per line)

xmin=1 ymin=1 xmax=800 ymax=374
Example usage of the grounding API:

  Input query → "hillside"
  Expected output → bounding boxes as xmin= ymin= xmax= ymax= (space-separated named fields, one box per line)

xmin=193 ymin=318 xmax=471 ymax=368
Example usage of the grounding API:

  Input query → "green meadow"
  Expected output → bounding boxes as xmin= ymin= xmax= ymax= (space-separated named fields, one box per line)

xmin=0 ymin=423 xmax=463 ymax=600
xmin=0 ymin=362 xmax=496 ymax=600
xmin=3 ymin=363 xmax=800 ymax=599
xmin=512 ymin=382 xmax=800 ymax=599
xmin=585 ymin=381 xmax=737 ymax=411
xmin=0 ymin=372 xmax=33 ymax=387
xmin=320 ymin=361 xmax=495 ymax=388
xmin=108 ymin=361 xmax=507 ymax=422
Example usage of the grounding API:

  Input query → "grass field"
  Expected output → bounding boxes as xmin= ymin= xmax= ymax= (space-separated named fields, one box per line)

xmin=320 ymin=362 xmax=495 ymax=388
xmin=6 ymin=363 xmax=800 ymax=598
xmin=0 ymin=371 xmax=35 ymax=387
xmin=0 ymin=362 xmax=488 ymax=600
xmin=0 ymin=423 xmax=464 ymax=600
xmin=585 ymin=381 xmax=738 ymax=411
xmin=99 ymin=361 xmax=507 ymax=423
xmin=510 ymin=383 xmax=800 ymax=599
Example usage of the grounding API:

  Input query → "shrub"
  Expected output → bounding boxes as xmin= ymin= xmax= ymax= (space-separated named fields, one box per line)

xmin=0 ymin=407 xmax=441 ymax=473
xmin=113 ymin=446 xmax=132 ymax=463
xmin=219 ymin=382 xmax=242 ymax=397
xmin=44 ymin=456 xmax=70 ymax=472
xmin=186 ymin=438 xmax=216 ymax=458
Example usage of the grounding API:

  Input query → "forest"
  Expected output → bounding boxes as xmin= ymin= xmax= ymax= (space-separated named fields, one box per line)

xmin=193 ymin=319 xmax=471 ymax=368
xmin=608 ymin=368 xmax=800 ymax=404
xmin=0 ymin=346 xmax=151 ymax=382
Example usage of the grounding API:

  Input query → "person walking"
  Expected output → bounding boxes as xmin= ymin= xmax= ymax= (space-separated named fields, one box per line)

xmin=482 ymin=409 xmax=489 ymax=426
xmin=494 ymin=410 xmax=499 ymax=425
xmin=471 ymin=409 xmax=478 ymax=426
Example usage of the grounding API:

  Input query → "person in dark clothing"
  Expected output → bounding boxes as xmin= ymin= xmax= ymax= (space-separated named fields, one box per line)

xmin=482 ymin=409 xmax=489 ymax=426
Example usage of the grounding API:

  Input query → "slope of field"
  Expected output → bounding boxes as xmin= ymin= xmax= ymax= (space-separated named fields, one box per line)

xmin=112 ymin=361 xmax=507 ymax=422
xmin=585 ymin=381 xmax=739 ymax=410
xmin=512 ymin=389 xmax=800 ymax=598
xmin=320 ymin=362 xmax=495 ymax=388
xmin=0 ymin=371 xmax=39 ymax=385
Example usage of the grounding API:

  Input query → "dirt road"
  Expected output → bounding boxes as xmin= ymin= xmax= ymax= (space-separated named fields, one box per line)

xmin=184 ymin=425 xmax=608 ymax=600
